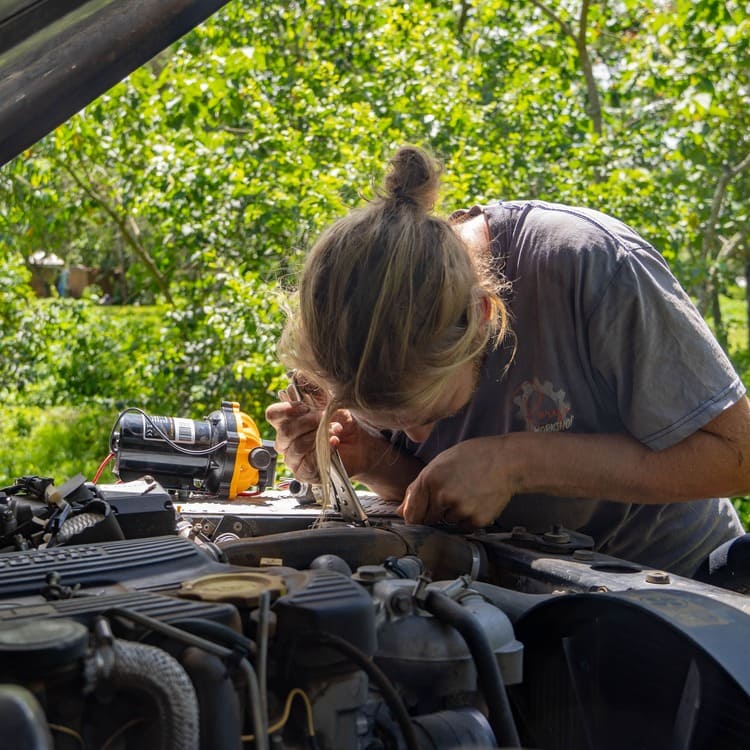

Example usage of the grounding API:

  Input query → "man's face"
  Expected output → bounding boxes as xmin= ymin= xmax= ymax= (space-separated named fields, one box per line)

xmin=356 ymin=358 xmax=480 ymax=443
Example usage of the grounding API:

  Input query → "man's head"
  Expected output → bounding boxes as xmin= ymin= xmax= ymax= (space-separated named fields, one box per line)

xmin=281 ymin=146 xmax=507 ymax=430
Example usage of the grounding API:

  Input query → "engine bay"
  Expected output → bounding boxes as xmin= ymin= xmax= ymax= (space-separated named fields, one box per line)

xmin=2 ymin=461 xmax=750 ymax=750
xmin=3 ymin=0 xmax=748 ymax=744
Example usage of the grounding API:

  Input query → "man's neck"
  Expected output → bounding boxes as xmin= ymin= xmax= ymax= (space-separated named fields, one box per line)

xmin=453 ymin=211 xmax=490 ymax=260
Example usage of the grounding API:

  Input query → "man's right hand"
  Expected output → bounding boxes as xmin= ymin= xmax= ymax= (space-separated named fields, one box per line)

xmin=265 ymin=401 xmax=372 ymax=482
xmin=266 ymin=399 xmax=426 ymax=503
xmin=265 ymin=399 xmax=320 ymax=481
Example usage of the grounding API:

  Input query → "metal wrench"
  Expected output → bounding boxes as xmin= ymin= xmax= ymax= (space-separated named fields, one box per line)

xmin=278 ymin=372 xmax=370 ymax=526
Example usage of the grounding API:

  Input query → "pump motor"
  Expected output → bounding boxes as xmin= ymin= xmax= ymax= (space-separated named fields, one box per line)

xmin=111 ymin=401 xmax=276 ymax=500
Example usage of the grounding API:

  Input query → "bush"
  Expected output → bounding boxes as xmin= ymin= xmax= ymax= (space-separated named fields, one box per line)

xmin=0 ymin=265 xmax=285 ymax=482
xmin=0 ymin=404 xmax=114 ymax=484
xmin=734 ymin=499 xmax=750 ymax=527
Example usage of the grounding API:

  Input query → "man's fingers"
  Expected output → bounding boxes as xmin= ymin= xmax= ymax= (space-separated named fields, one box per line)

xmin=266 ymin=401 xmax=310 ymax=423
xmin=402 ymin=463 xmax=468 ymax=526
xmin=267 ymin=404 xmax=316 ymax=449
xmin=294 ymin=453 xmax=321 ymax=483
xmin=440 ymin=506 xmax=460 ymax=525
xmin=402 ymin=477 xmax=433 ymax=524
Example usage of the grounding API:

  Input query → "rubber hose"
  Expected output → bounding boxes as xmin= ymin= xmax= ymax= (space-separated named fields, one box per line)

xmin=181 ymin=647 xmax=242 ymax=750
xmin=107 ymin=608 xmax=268 ymax=750
xmin=423 ymin=590 xmax=520 ymax=749
xmin=54 ymin=512 xmax=104 ymax=544
xmin=170 ymin=617 xmax=256 ymax=658
xmin=256 ymin=591 xmax=271 ymax=736
xmin=110 ymin=639 xmax=199 ymax=750
xmin=222 ymin=525 xmax=486 ymax=580
xmin=468 ymin=581 xmax=556 ymax=624
xmin=293 ymin=631 xmax=420 ymax=750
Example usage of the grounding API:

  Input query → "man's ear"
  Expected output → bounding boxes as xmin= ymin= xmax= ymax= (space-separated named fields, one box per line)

xmin=480 ymin=293 xmax=492 ymax=323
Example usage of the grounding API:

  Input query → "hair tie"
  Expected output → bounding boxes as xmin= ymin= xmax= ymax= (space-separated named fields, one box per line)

xmin=392 ymin=187 xmax=417 ymax=207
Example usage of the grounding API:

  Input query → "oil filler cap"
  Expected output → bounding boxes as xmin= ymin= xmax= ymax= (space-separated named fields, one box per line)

xmin=178 ymin=572 xmax=286 ymax=608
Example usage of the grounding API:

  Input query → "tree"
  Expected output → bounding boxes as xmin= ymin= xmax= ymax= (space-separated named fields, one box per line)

xmin=1 ymin=0 xmax=749 ymax=500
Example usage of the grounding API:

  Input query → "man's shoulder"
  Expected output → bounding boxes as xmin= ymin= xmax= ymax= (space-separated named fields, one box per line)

xmin=485 ymin=200 xmax=650 ymax=253
xmin=482 ymin=201 xmax=638 ymax=285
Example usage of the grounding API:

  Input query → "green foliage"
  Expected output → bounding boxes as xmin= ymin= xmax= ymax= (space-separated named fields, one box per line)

xmin=734 ymin=498 xmax=750 ymax=528
xmin=0 ymin=404 xmax=113 ymax=484
xmin=1 ymin=0 xmax=749 ymax=514
xmin=0 ymin=278 xmax=283 ymax=485
xmin=2 ymin=299 xmax=163 ymax=409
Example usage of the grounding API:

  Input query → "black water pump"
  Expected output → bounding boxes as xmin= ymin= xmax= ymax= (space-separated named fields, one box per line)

xmin=111 ymin=401 xmax=276 ymax=499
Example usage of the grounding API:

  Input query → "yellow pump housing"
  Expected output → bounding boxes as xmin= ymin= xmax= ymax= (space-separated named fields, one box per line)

xmin=226 ymin=402 xmax=267 ymax=499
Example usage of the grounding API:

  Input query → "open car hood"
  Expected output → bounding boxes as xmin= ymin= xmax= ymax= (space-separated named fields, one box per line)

xmin=0 ymin=0 xmax=230 ymax=166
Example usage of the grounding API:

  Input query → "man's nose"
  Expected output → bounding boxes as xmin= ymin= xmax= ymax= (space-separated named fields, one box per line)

xmin=404 ymin=423 xmax=434 ymax=443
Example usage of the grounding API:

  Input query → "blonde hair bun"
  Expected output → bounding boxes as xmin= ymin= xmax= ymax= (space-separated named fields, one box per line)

xmin=279 ymin=145 xmax=510 ymax=507
xmin=382 ymin=146 xmax=442 ymax=212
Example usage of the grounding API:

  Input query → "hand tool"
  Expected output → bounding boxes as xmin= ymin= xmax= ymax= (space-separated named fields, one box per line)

xmin=278 ymin=371 xmax=370 ymax=526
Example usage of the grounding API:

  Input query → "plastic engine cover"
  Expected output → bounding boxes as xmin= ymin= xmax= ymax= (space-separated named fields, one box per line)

xmin=273 ymin=569 xmax=376 ymax=667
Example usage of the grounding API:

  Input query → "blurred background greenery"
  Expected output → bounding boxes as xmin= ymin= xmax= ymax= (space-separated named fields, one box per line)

xmin=1 ymin=0 xmax=748 ymax=522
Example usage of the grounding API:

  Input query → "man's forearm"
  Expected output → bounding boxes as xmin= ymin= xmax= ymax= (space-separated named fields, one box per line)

xmin=507 ymin=400 xmax=750 ymax=503
xmin=351 ymin=438 xmax=424 ymax=502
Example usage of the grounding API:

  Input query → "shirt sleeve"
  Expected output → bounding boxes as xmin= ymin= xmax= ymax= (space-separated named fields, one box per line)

xmin=586 ymin=245 xmax=745 ymax=451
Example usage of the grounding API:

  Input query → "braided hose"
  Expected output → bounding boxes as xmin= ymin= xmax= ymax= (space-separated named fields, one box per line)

xmin=110 ymin=640 xmax=199 ymax=750
xmin=55 ymin=512 xmax=104 ymax=544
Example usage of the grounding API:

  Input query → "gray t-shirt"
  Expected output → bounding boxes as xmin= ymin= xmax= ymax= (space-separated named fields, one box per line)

xmin=397 ymin=200 xmax=745 ymax=576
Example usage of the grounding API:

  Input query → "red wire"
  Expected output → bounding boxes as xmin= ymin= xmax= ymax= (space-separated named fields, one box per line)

xmin=236 ymin=489 xmax=263 ymax=497
xmin=92 ymin=452 xmax=115 ymax=483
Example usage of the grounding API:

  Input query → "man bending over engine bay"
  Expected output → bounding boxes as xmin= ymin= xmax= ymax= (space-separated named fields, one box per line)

xmin=266 ymin=145 xmax=750 ymax=577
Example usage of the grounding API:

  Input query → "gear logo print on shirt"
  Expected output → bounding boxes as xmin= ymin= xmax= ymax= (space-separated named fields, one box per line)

xmin=513 ymin=378 xmax=574 ymax=433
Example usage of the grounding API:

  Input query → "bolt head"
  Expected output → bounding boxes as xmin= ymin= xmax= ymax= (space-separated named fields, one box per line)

xmin=543 ymin=529 xmax=571 ymax=545
xmin=572 ymin=549 xmax=594 ymax=561
xmin=356 ymin=565 xmax=387 ymax=582
xmin=390 ymin=591 xmax=412 ymax=615
xmin=645 ymin=570 xmax=671 ymax=585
